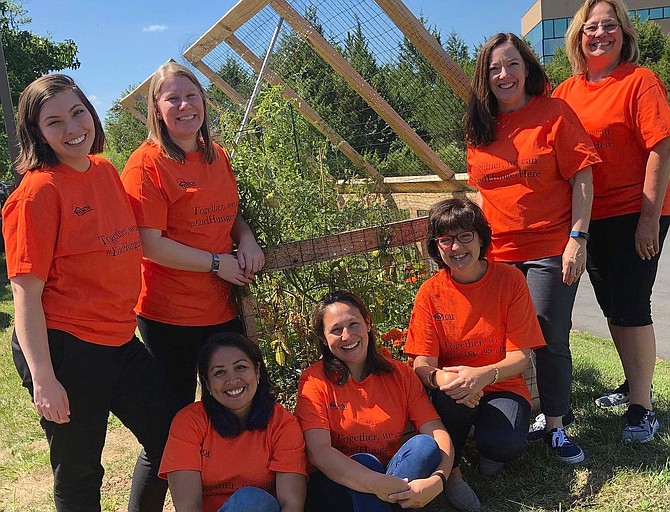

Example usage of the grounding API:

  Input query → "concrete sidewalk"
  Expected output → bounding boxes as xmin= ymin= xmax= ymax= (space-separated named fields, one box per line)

xmin=572 ymin=251 xmax=669 ymax=359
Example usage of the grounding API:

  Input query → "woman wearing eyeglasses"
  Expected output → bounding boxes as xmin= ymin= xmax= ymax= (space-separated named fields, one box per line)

xmin=553 ymin=0 xmax=670 ymax=444
xmin=464 ymin=33 xmax=599 ymax=465
xmin=405 ymin=199 xmax=546 ymax=512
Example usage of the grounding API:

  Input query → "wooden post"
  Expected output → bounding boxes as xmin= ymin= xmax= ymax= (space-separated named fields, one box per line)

xmin=0 ymin=36 xmax=20 ymax=186
xmin=374 ymin=0 xmax=471 ymax=102
xmin=191 ymin=60 xmax=247 ymax=106
xmin=270 ymin=0 xmax=454 ymax=181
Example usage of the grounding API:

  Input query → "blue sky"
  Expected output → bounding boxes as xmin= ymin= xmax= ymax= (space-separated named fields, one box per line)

xmin=21 ymin=0 xmax=534 ymax=119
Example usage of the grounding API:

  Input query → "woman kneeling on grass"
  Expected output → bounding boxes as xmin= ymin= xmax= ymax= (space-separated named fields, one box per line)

xmin=405 ymin=198 xmax=546 ymax=512
xmin=160 ymin=332 xmax=307 ymax=512
xmin=295 ymin=290 xmax=454 ymax=512
xmin=3 ymin=74 xmax=178 ymax=511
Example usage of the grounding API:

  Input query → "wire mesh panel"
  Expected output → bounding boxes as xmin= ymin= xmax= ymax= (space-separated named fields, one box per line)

xmin=182 ymin=0 xmax=472 ymax=184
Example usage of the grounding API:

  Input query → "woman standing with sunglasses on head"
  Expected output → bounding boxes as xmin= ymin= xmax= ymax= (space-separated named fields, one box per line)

xmin=405 ymin=199 xmax=546 ymax=512
xmin=553 ymin=0 xmax=670 ymax=445
xmin=464 ymin=33 xmax=599 ymax=464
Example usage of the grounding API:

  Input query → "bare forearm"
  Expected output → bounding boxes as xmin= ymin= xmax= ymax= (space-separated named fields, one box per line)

xmin=140 ymin=228 xmax=213 ymax=272
xmin=641 ymin=139 xmax=670 ymax=220
xmin=570 ymin=167 xmax=593 ymax=231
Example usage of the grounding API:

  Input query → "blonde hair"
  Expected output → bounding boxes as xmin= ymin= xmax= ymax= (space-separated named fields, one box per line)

xmin=564 ymin=0 xmax=639 ymax=75
xmin=147 ymin=62 xmax=216 ymax=163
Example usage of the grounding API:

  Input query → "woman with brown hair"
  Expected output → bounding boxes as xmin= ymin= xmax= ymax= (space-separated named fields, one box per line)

xmin=464 ymin=32 xmax=599 ymax=463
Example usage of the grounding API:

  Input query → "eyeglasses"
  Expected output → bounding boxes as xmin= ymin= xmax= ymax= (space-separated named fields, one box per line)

xmin=434 ymin=231 xmax=475 ymax=249
xmin=582 ymin=21 xmax=620 ymax=36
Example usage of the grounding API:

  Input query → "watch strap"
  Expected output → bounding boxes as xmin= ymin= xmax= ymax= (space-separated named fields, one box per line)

xmin=210 ymin=252 xmax=221 ymax=273
xmin=569 ymin=230 xmax=590 ymax=241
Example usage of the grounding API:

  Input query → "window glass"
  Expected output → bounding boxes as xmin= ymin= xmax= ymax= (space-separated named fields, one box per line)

xmin=650 ymin=8 xmax=663 ymax=19
xmin=554 ymin=18 xmax=568 ymax=37
xmin=543 ymin=19 xmax=554 ymax=38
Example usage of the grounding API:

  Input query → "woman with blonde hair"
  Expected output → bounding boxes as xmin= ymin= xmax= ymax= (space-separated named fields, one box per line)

xmin=554 ymin=0 xmax=670 ymax=443
xmin=122 ymin=62 xmax=265 ymax=409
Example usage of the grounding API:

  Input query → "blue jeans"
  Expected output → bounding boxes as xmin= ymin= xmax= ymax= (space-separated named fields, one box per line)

xmin=219 ymin=487 xmax=280 ymax=512
xmin=306 ymin=434 xmax=441 ymax=512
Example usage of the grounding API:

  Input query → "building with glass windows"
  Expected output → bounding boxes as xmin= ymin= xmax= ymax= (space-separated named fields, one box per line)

xmin=522 ymin=0 xmax=670 ymax=62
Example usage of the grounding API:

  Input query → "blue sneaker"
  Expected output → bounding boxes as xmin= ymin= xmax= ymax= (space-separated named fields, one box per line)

xmin=622 ymin=404 xmax=660 ymax=444
xmin=544 ymin=428 xmax=584 ymax=463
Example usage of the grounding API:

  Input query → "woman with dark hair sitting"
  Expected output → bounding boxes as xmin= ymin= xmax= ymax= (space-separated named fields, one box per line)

xmin=405 ymin=198 xmax=546 ymax=512
xmin=159 ymin=332 xmax=307 ymax=512
xmin=295 ymin=290 xmax=454 ymax=512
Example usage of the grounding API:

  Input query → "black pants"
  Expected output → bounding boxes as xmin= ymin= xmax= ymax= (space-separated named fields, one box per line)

xmin=137 ymin=315 xmax=244 ymax=409
xmin=12 ymin=330 xmax=179 ymax=512
xmin=431 ymin=389 xmax=530 ymax=467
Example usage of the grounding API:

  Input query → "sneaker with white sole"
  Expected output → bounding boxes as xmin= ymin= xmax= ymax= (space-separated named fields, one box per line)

xmin=595 ymin=380 xmax=630 ymax=408
xmin=622 ymin=404 xmax=660 ymax=444
xmin=527 ymin=409 xmax=575 ymax=442
xmin=544 ymin=428 xmax=585 ymax=463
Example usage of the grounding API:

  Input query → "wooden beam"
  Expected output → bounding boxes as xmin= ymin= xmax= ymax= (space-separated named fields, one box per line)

xmin=263 ymin=217 xmax=428 ymax=272
xmin=336 ymin=174 xmax=473 ymax=194
xmin=270 ymin=0 xmax=454 ymax=181
xmin=183 ymin=0 xmax=271 ymax=63
xmin=192 ymin=60 xmax=247 ymax=106
xmin=222 ymin=34 xmax=387 ymax=185
xmin=375 ymin=0 xmax=471 ymax=102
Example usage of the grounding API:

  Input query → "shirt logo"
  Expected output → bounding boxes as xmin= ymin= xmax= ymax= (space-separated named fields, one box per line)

xmin=72 ymin=204 xmax=93 ymax=216
xmin=329 ymin=401 xmax=347 ymax=410
xmin=201 ymin=448 xmax=210 ymax=458
xmin=178 ymin=178 xmax=197 ymax=189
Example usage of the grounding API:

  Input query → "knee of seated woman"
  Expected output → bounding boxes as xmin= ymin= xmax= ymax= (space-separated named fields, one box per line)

xmin=351 ymin=452 xmax=385 ymax=472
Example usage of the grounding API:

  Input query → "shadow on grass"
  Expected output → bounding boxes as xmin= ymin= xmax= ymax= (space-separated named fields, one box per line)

xmin=424 ymin=341 xmax=670 ymax=512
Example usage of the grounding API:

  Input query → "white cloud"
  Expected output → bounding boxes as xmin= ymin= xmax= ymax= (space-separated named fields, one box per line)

xmin=88 ymin=95 xmax=102 ymax=106
xmin=143 ymin=24 xmax=167 ymax=32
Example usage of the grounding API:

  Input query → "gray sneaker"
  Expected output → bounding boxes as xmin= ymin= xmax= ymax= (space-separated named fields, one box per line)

xmin=622 ymin=404 xmax=660 ymax=444
xmin=595 ymin=380 xmax=630 ymax=408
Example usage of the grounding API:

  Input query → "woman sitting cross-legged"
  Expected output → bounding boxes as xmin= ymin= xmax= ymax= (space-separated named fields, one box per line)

xmin=295 ymin=290 xmax=455 ymax=512
xmin=159 ymin=332 xmax=307 ymax=512
xmin=405 ymin=198 xmax=546 ymax=512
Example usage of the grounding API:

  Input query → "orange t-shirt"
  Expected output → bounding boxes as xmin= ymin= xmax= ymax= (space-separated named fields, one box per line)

xmin=159 ymin=401 xmax=307 ymax=512
xmin=2 ymin=156 xmax=142 ymax=346
xmin=121 ymin=141 xmax=239 ymax=326
xmin=467 ymin=95 xmax=600 ymax=262
xmin=403 ymin=261 xmax=545 ymax=403
xmin=294 ymin=358 xmax=439 ymax=467
xmin=553 ymin=63 xmax=670 ymax=220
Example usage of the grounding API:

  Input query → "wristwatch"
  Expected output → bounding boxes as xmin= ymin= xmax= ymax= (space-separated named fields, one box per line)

xmin=210 ymin=252 xmax=221 ymax=273
xmin=569 ymin=230 xmax=590 ymax=241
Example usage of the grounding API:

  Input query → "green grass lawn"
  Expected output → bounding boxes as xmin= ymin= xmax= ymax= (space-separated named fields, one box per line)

xmin=0 ymin=262 xmax=668 ymax=510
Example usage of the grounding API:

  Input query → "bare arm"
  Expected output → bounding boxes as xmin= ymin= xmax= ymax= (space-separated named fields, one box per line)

xmin=275 ymin=472 xmax=307 ymax=512
xmin=441 ymin=349 xmax=531 ymax=400
xmin=636 ymin=137 xmax=670 ymax=260
xmin=139 ymin=227 xmax=253 ymax=286
xmin=167 ymin=470 xmax=202 ymax=512
xmin=413 ymin=355 xmax=476 ymax=407
xmin=304 ymin=428 xmax=409 ymax=501
xmin=231 ymin=214 xmax=265 ymax=277
xmin=562 ymin=167 xmax=593 ymax=285
xmin=388 ymin=419 xmax=454 ymax=508
xmin=11 ymin=274 xmax=70 ymax=424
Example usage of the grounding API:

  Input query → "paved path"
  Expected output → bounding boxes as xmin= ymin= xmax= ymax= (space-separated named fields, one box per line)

xmin=572 ymin=251 xmax=669 ymax=359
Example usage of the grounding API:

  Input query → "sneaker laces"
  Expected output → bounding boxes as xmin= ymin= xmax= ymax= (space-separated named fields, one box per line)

xmin=623 ymin=404 xmax=648 ymax=426
xmin=551 ymin=428 xmax=568 ymax=448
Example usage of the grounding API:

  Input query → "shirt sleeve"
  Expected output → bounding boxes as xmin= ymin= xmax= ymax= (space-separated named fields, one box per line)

xmin=3 ymin=184 xmax=59 ymax=281
xmin=158 ymin=406 xmax=206 ymax=479
xmin=404 ymin=281 xmax=441 ymax=358
xmin=121 ymin=149 xmax=169 ymax=230
xmin=503 ymin=269 xmax=547 ymax=352
xmin=634 ymin=74 xmax=670 ymax=151
xmin=294 ymin=368 xmax=331 ymax=433
xmin=268 ymin=405 xmax=308 ymax=476
xmin=550 ymin=99 xmax=601 ymax=181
